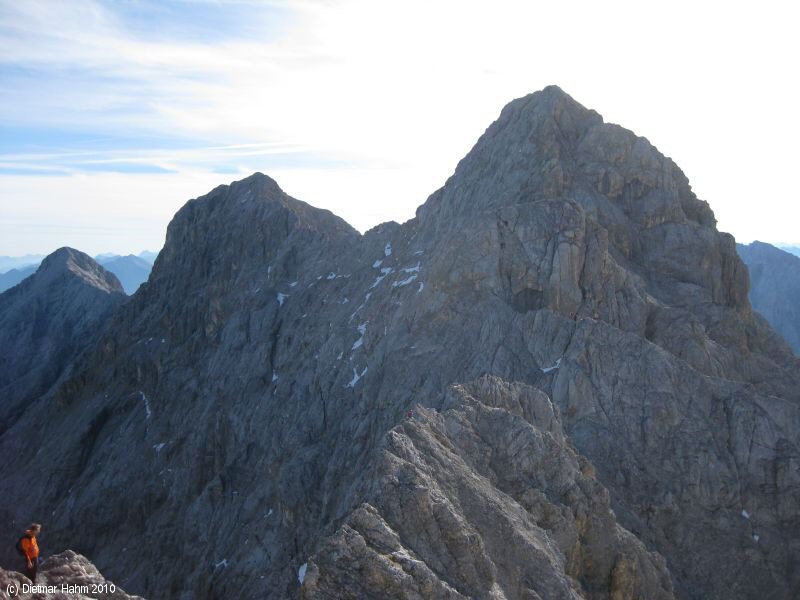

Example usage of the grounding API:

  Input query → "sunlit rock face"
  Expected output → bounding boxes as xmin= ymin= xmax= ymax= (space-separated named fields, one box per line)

xmin=1 ymin=87 xmax=798 ymax=600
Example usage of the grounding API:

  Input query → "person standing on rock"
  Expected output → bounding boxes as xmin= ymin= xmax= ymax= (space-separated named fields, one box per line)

xmin=17 ymin=523 xmax=41 ymax=582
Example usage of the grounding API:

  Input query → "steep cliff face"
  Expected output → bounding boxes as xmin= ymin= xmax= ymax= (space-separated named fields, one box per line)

xmin=738 ymin=241 xmax=800 ymax=354
xmin=1 ymin=87 xmax=798 ymax=600
xmin=0 ymin=247 xmax=125 ymax=430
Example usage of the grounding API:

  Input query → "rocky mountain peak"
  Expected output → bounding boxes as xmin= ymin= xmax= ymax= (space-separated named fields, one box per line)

xmin=417 ymin=85 xmax=715 ymax=235
xmin=154 ymin=171 xmax=358 ymax=282
xmin=35 ymin=247 xmax=124 ymax=294
xmin=1 ymin=87 xmax=798 ymax=600
xmin=0 ymin=247 xmax=126 ymax=429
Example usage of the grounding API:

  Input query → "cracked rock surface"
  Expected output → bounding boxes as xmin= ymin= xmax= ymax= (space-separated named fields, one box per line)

xmin=1 ymin=86 xmax=798 ymax=599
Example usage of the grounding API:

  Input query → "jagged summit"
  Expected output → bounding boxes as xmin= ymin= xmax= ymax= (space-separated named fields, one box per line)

xmin=1 ymin=88 xmax=798 ymax=599
xmin=153 ymin=170 xmax=358 ymax=289
xmin=417 ymin=85 xmax=716 ymax=236
xmin=175 ymin=170 xmax=355 ymax=233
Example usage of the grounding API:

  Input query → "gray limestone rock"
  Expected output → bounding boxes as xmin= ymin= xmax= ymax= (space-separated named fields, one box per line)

xmin=0 ymin=550 xmax=143 ymax=599
xmin=0 ymin=87 xmax=798 ymax=600
xmin=303 ymin=376 xmax=674 ymax=599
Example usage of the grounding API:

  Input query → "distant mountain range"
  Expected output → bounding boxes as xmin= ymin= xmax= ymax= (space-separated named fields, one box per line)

xmin=0 ymin=250 xmax=156 ymax=294
xmin=737 ymin=241 xmax=800 ymax=354
xmin=777 ymin=245 xmax=800 ymax=257
xmin=0 ymin=253 xmax=44 ymax=272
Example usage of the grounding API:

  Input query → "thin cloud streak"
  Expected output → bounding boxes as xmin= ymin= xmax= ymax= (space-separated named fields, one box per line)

xmin=1 ymin=0 xmax=798 ymax=254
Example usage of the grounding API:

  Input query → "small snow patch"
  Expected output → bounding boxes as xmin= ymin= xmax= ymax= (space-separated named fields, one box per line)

xmin=346 ymin=367 xmax=368 ymax=388
xmin=414 ymin=250 xmax=424 ymax=255
xmin=741 ymin=509 xmax=750 ymax=520
xmin=214 ymin=559 xmax=229 ymax=570
xmin=140 ymin=391 xmax=151 ymax=420
xmin=401 ymin=262 xmax=421 ymax=273
xmin=326 ymin=272 xmax=337 ymax=280
xmin=417 ymin=282 xmax=424 ymax=293
xmin=277 ymin=292 xmax=288 ymax=306
xmin=298 ymin=562 xmax=308 ymax=584
xmin=352 ymin=323 xmax=367 ymax=350
xmin=349 ymin=292 xmax=372 ymax=322
xmin=372 ymin=259 xmax=383 ymax=268
xmin=153 ymin=442 xmax=166 ymax=453
xmin=272 ymin=372 xmax=279 ymax=383
xmin=289 ymin=281 xmax=299 ymax=287
xmin=370 ymin=267 xmax=393 ymax=289
xmin=267 ymin=508 xmax=273 ymax=517
xmin=384 ymin=242 xmax=392 ymax=256
xmin=753 ymin=534 xmax=760 ymax=542
xmin=541 ymin=358 xmax=562 ymax=374
xmin=392 ymin=274 xmax=418 ymax=287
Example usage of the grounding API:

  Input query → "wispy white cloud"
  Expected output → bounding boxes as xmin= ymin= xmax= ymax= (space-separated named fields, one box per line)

xmin=1 ymin=0 xmax=799 ymax=255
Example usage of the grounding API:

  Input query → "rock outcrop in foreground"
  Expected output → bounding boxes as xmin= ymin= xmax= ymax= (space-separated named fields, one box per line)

xmin=738 ymin=241 xmax=800 ymax=353
xmin=0 ymin=551 xmax=142 ymax=599
xmin=1 ymin=87 xmax=798 ymax=599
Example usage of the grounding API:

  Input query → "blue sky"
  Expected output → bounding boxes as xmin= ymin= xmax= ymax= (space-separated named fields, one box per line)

xmin=1 ymin=0 xmax=799 ymax=255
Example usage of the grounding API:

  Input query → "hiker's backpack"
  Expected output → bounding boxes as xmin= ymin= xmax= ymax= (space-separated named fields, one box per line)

xmin=15 ymin=535 xmax=28 ymax=556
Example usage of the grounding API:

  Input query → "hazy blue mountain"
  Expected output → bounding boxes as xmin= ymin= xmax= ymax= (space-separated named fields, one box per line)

xmin=138 ymin=250 xmax=158 ymax=264
xmin=738 ymin=241 xmax=800 ymax=353
xmin=777 ymin=245 xmax=800 ymax=257
xmin=0 ymin=252 xmax=154 ymax=294
xmin=0 ymin=254 xmax=44 ymax=273
xmin=96 ymin=254 xmax=152 ymax=294
xmin=0 ymin=265 xmax=37 ymax=293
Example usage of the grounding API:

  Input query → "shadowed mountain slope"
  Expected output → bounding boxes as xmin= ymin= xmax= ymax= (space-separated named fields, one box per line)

xmin=0 ymin=248 xmax=126 ymax=431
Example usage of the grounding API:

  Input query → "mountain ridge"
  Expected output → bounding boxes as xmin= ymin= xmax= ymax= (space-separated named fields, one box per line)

xmin=1 ymin=87 xmax=798 ymax=599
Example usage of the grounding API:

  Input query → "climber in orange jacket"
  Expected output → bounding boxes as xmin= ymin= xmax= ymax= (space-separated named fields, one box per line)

xmin=17 ymin=523 xmax=41 ymax=583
